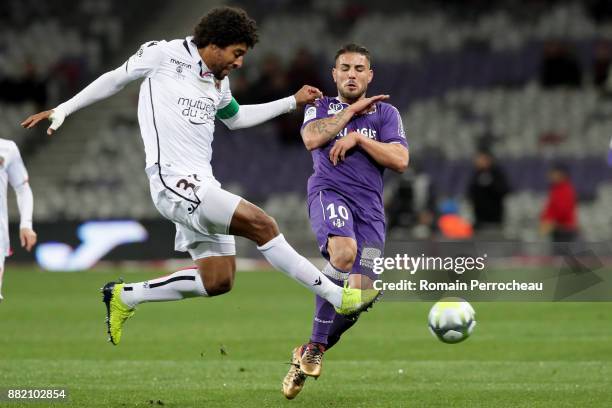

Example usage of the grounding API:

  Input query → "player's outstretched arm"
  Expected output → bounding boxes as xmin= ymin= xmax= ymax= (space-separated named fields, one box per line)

xmin=220 ymin=85 xmax=322 ymax=130
xmin=301 ymin=95 xmax=389 ymax=151
xmin=21 ymin=66 xmax=139 ymax=135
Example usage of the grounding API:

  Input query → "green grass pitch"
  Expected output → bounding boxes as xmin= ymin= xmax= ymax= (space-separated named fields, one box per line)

xmin=0 ymin=267 xmax=611 ymax=407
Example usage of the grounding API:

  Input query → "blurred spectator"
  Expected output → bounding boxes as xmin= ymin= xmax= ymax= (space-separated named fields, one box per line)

xmin=335 ymin=2 xmax=368 ymax=29
xmin=539 ymin=41 xmax=582 ymax=88
xmin=592 ymin=41 xmax=612 ymax=88
xmin=247 ymin=53 xmax=304 ymax=143
xmin=387 ymin=172 xmax=415 ymax=231
xmin=287 ymin=48 xmax=324 ymax=92
xmin=437 ymin=198 xmax=473 ymax=240
xmin=476 ymin=130 xmax=498 ymax=153
xmin=229 ymin=71 xmax=251 ymax=104
xmin=314 ymin=0 xmax=367 ymax=34
xmin=588 ymin=0 xmax=612 ymax=23
xmin=282 ymin=48 xmax=326 ymax=144
xmin=387 ymin=166 xmax=437 ymax=238
xmin=0 ymin=61 xmax=48 ymax=109
xmin=249 ymin=53 xmax=289 ymax=103
xmin=54 ymin=57 xmax=87 ymax=97
xmin=539 ymin=163 xmax=578 ymax=244
xmin=467 ymin=151 xmax=509 ymax=231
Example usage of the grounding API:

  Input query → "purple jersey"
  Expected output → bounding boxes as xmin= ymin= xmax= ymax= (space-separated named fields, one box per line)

xmin=302 ymin=96 xmax=408 ymax=222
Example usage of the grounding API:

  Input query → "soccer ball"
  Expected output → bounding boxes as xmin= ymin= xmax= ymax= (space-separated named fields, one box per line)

xmin=428 ymin=297 xmax=476 ymax=344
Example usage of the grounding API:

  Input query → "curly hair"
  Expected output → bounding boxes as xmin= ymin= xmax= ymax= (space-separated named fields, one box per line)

xmin=335 ymin=43 xmax=372 ymax=66
xmin=193 ymin=7 xmax=258 ymax=49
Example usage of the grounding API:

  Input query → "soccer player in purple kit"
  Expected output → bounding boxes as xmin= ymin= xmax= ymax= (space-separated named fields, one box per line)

xmin=282 ymin=43 xmax=409 ymax=399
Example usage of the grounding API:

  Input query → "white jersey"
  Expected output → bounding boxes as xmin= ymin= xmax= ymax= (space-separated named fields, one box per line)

xmin=127 ymin=37 xmax=234 ymax=178
xmin=0 ymin=139 xmax=29 ymax=256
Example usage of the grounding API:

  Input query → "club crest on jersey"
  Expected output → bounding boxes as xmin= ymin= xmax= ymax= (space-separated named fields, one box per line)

xmin=0 ymin=156 xmax=4 ymax=169
xmin=328 ymin=102 xmax=348 ymax=115
xmin=365 ymin=104 xmax=378 ymax=115
xmin=175 ymin=65 xmax=186 ymax=80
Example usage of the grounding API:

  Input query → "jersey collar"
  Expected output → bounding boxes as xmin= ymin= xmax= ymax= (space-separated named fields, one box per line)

xmin=332 ymin=96 xmax=350 ymax=107
xmin=184 ymin=36 xmax=214 ymax=79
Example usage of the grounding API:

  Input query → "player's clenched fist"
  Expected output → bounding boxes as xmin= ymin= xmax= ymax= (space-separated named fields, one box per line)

xmin=19 ymin=228 xmax=37 ymax=252
xmin=294 ymin=85 xmax=323 ymax=107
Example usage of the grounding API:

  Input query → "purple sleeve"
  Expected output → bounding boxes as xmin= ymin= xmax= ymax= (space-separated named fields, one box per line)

xmin=379 ymin=104 xmax=408 ymax=148
xmin=301 ymin=98 xmax=328 ymax=131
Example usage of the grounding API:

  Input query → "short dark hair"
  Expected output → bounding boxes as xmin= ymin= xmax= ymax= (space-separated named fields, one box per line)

xmin=551 ymin=162 xmax=570 ymax=176
xmin=335 ymin=43 xmax=371 ymax=65
xmin=193 ymin=7 xmax=258 ymax=49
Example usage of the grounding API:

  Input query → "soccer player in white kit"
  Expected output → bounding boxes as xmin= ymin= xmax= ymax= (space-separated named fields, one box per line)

xmin=0 ymin=138 xmax=37 ymax=301
xmin=22 ymin=7 xmax=377 ymax=344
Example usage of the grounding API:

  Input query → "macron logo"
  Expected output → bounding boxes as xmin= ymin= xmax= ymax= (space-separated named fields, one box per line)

xmin=170 ymin=58 xmax=192 ymax=69
xmin=313 ymin=277 xmax=322 ymax=286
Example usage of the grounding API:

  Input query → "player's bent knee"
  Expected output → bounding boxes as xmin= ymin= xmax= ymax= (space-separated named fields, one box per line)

xmin=330 ymin=246 xmax=357 ymax=272
xmin=207 ymin=275 xmax=234 ymax=296
xmin=203 ymin=272 xmax=234 ymax=296
xmin=230 ymin=201 xmax=280 ymax=245
xmin=252 ymin=211 xmax=279 ymax=244
xmin=196 ymin=256 xmax=236 ymax=297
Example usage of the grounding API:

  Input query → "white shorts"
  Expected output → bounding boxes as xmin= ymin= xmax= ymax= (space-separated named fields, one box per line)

xmin=147 ymin=167 xmax=242 ymax=260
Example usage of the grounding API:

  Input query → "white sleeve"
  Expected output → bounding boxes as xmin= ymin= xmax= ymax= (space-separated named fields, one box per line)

xmin=7 ymin=143 xmax=28 ymax=188
xmin=218 ymin=78 xmax=234 ymax=110
xmin=55 ymin=40 xmax=166 ymax=117
xmin=14 ymin=183 xmax=33 ymax=229
xmin=220 ymin=96 xmax=297 ymax=130
xmin=6 ymin=144 xmax=33 ymax=229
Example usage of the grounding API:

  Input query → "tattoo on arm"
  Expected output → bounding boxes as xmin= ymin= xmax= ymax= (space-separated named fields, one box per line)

xmin=305 ymin=110 xmax=351 ymax=141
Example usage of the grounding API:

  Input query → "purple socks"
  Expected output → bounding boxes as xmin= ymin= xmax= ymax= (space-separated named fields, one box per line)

xmin=309 ymin=275 xmax=361 ymax=351
xmin=309 ymin=276 xmax=343 ymax=345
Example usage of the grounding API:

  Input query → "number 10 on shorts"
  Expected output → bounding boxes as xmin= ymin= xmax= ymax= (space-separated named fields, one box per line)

xmin=327 ymin=203 xmax=348 ymax=228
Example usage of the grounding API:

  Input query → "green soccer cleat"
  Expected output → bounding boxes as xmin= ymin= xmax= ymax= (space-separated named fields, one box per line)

xmin=335 ymin=283 xmax=380 ymax=315
xmin=101 ymin=280 xmax=135 ymax=345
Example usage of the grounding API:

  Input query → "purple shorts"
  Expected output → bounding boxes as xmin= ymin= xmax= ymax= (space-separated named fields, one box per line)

xmin=308 ymin=189 xmax=384 ymax=279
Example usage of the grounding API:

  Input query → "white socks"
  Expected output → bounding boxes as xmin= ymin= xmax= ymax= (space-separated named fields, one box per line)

xmin=120 ymin=268 xmax=207 ymax=308
xmin=258 ymin=234 xmax=343 ymax=307
xmin=116 ymin=235 xmax=345 ymax=309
